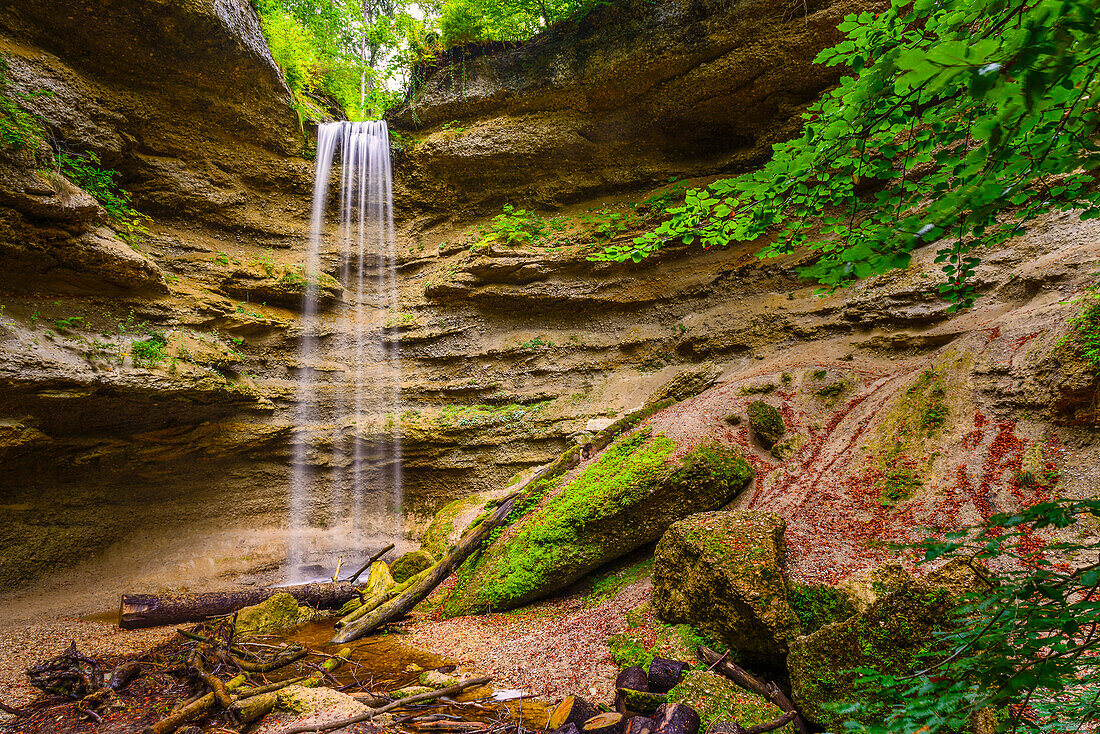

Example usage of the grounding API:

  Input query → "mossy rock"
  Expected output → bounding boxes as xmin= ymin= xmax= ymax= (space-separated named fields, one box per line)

xmin=443 ymin=430 xmax=754 ymax=617
xmin=235 ymin=592 xmax=317 ymax=636
xmin=746 ymin=401 xmax=785 ymax=448
xmin=787 ymin=568 xmax=960 ymax=730
xmin=666 ymin=671 xmax=795 ymax=733
xmin=769 ymin=433 xmax=804 ymax=461
xmin=653 ymin=511 xmax=798 ymax=663
xmin=361 ymin=561 xmax=394 ymax=597
xmin=390 ymin=550 xmax=435 ymax=583
xmin=275 ymin=685 xmax=368 ymax=718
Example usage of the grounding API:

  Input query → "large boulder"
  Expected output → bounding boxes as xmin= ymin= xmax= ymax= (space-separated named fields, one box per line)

xmin=653 ymin=511 xmax=799 ymax=663
xmin=666 ymin=671 xmax=796 ymax=733
xmin=443 ymin=429 xmax=753 ymax=617
xmin=786 ymin=563 xmax=979 ymax=731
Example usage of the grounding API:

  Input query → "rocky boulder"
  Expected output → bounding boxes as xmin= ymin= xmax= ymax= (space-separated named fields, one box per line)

xmin=786 ymin=564 xmax=977 ymax=731
xmin=653 ymin=511 xmax=798 ymax=663
xmin=443 ymin=429 xmax=753 ymax=617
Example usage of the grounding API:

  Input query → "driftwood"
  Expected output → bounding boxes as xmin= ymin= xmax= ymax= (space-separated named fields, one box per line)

xmin=647 ymin=658 xmax=690 ymax=694
xmin=335 ymin=564 xmax=435 ymax=629
xmin=697 ymin=647 xmax=809 ymax=734
xmin=142 ymin=674 xmax=247 ymax=734
xmin=331 ymin=490 xmax=526 ymax=643
xmin=280 ymin=675 xmax=492 ymax=734
xmin=120 ymin=582 xmax=360 ymax=629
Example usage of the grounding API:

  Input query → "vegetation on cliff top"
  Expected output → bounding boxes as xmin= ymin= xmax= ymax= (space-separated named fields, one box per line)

xmin=600 ymin=0 xmax=1100 ymax=311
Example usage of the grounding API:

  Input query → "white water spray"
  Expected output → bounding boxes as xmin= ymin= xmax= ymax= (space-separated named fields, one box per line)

xmin=289 ymin=120 xmax=402 ymax=582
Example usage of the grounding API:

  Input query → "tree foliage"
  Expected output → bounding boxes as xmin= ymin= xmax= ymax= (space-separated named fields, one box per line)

xmin=437 ymin=0 xmax=604 ymax=46
xmin=842 ymin=498 xmax=1100 ymax=734
xmin=597 ymin=0 xmax=1100 ymax=310
xmin=253 ymin=0 xmax=428 ymax=119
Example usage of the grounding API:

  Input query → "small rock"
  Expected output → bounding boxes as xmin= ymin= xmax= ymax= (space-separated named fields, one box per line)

xmin=391 ymin=685 xmax=435 ymax=697
xmin=419 ymin=669 xmax=460 ymax=688
xmin=644 ymin=362 xmax=721 ymax=407
xmin=770 ymin=433 xmax=805 ymax=461
xmin=747 ymin=401 xmax=785 ymax=448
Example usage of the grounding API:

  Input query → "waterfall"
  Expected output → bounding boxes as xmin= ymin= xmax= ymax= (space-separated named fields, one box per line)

xmin=288 ymin=120 xmax=402 ymax=582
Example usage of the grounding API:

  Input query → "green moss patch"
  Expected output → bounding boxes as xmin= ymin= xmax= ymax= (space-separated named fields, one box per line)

xmin=608 ymin=601 xmax=716 ymax=670
xmin=787 ymin=579 xmax=955 ymax=730
xmin=786 ymin=582 xmax=856 ymax=634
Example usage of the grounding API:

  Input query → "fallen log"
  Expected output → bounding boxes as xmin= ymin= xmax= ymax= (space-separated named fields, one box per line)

xmin=335 ymin=564 xmax=435 ymax=629
xmin=625 ymin=717 xmax=657 ymax=734
xmin=331 ymin=490 xmax=525 ymax=643
xmin=696 ymin=647 xmax=809 ymax=734
xmin=120 ymin=582 xmax=359 ymax=629
xmin=583 ymin=712 xmax=625 ymax=734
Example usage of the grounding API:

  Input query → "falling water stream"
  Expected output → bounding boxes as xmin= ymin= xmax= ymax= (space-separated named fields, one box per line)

xmin=289 ymin=120 xmax=403 ymax=582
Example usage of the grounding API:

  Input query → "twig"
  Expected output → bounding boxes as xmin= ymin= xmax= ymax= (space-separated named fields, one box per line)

xmin=345 ymin=543 xmax=396 ymax=584
xmin=280 ymin=675 xmax=492 ymax=734
xmin=0 ymin=701 xmax=27 ymax=716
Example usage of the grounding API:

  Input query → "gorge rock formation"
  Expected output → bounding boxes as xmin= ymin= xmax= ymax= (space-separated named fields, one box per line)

xmin=1 ymin=0 xmax=1098 ymax=601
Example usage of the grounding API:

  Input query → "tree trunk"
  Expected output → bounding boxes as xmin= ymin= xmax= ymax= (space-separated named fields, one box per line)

xmin=583 ymin=712 xmax=625 ymax=734
xmin=625 ymin=716 xmax=657 ymax=734
xmin=119 ymin=582 xmax=359 ymax=629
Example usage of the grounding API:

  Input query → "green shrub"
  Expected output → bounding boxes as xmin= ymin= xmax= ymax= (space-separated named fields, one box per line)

xmin=56 ymin=151 xmax=150 ymax=243
xmin=477 ymin=204 xmax=547 ymax=247
xmin=131 ymin=333 xmax=166 ymax=365
xmin=439 ymin=0 xmax=486 ymax=46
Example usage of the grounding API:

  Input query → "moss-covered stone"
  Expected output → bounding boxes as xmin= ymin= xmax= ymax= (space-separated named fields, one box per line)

xmin=666 ymin=671 xmax=795 ymax=733
xmin=235 ymin=592 xmax=317 ymax=636
xmin=746 ymin=401 xmax=785 ymax=448
xmin=644 ymin=362 xmax=721 ymax=408
xmin=769 ymin=433 xmax=804 ymax=461
xmin=787 ymin=568 xmax=958 ymax=730
xmin=443 ymin=430 xmax=754 ymax=617
xmin=390 ymin=550 xmax=435 ymax=583
xmin=653 ymin=511 xmax=798 ymax=662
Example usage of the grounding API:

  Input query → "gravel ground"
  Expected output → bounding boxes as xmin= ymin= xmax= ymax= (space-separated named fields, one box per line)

xmin=0 ymin=616 xmax=176 ymax=726
xmin=405 ymin=576 xmax=651 ymax=702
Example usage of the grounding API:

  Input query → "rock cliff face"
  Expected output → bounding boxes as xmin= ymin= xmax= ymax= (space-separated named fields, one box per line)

xmin=1 ymin=0 xmax=1097 ymax=595
xmin=390 ymin=0 xmax=868 ymax=213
